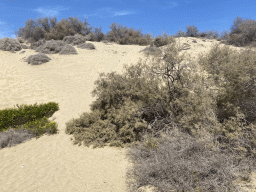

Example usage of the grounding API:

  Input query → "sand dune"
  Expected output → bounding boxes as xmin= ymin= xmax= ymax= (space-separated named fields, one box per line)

xmin=1 ymin=38 xmax=256 ymax=192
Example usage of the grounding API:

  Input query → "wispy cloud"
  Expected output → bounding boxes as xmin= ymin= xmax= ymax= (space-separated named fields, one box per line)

xmin=88 ymin=7 xmax=135 ymax=18
xmin=0 ymin=20 xmax=6 ymax=25
xmin=33 ymin=6 xmax=69 ymax=17
xmin=161 ymin=1 xmax=178 ymax=10
xmin=114 ymin=10 xmax=135 ymax=16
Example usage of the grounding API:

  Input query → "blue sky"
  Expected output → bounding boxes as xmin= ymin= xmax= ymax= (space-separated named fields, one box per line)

xmin=0 ymin=0 xmax=256 ymax=39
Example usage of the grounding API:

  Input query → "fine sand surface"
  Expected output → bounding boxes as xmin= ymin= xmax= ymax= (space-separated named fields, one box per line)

xmin=0 ymin=38 xmax=256 ymax=192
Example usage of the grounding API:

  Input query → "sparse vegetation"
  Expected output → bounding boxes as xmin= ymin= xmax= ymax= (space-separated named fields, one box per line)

xmin=1 ymin=14 xmax=255 ymax=191
xmin=64 ymin=36 xmax=256 ymax=191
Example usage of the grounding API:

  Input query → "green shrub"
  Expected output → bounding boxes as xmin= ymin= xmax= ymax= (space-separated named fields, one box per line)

xmin=16 ymin=116 xmax=58 ymax=139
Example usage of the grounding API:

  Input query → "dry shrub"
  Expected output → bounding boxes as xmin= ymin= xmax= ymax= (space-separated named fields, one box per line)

xmin=90 ymin=27 xmax=105 ymax=42
xmin=16 ymin=37 xmax=25 ymax=43
xmin=77 ymin=42 xmax=95 ymax=50
xmin=30 ymin=39 xmax=46 ymax=50
xmin=153 ymin=33 xmax=175 ymax=47
xmin=26 ymin=53 xmax=52 ymax=65
xmin=126 ymin=128 xmax=245 ymax=192
xmin=105 ymin=23 xmax=152 ymax=45
xmin=84 ymin=33 xmax=94 ymax=41
xmin=196 ymin=30 xmax=219 ymax=39
xmin=186 ymin=25 xmax=199 ymax=37
xmin=59 ymin=44 xmax=78 ymax=55
xmin=63 ymin=33 xmax=86 ymax=45
xmin=21 ymin=44 xmax=29 ymax=49
xmin=15 ymin=16 xmax=92 ymax=43
xmin=0 ymin=37 xmax=22 ymax=52
xmin=224 ymin=17 xmax=256 ymax=47
xmin=175 ymin=29 xmax=186 ymax=37
xmin=139 ymin=45 xmax=162 ymax=56
xmin=0 ymin=127 xmax=34 ymax=149
xmin=35 ymin=40 xmax=67 ymax=54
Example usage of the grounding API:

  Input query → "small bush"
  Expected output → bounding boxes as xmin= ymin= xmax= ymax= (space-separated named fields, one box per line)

xmin=16 ymin=37 xmax=25 ymax=43
xmin=90 ymin=27 xmax=105 ymax=42
xmin=0 ymin=116 xmax=58 ymax=149
xmin=59 ymin=44 xmax=78 ymax=55
xmin=17 ymin=117 xmax=58 ymax=138
xmin=174 ymin=29 xmax=186 ymax=37
xmin=63 ymin=34 xmax=86 ymax=45
xmin=153 ymin=32 xmax=174 ymax=47
xmin=105 ymin=23 xmax=151 ymax=45
xmin=30 ymin=39 xmax=46 ymax=50
xmin=35 ymin=40 xmax=67 ymax=54
xmin=0 ymin=37 xmax=22 ymax=52
xmin=186 ymin=25 xmax=199 ymax=37
xmin=139 ymin=45 xmax=162 ymax=56
xmin=21 ymin=44 xmax=29 ymax=49
xmin=0 ymin=127 xmax=34 ymax=149
xmin=26 ymin=53 xmax=51 ymax=65
xmin=77 ymin=42 xmax=95 ymax=50
xmin=196 ymin=30 xmax=219 ymax=39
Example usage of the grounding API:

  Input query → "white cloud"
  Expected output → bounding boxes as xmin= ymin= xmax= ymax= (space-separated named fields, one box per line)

xmin=88 ymin=7 xmax=135 ymax=18
xmin=161 ymin=1 xmax=178 ymax=9
xmin=34 ymin=6 xmax=69 ymax=17
xmin=114 ymin=11 xmax=135 ymax=16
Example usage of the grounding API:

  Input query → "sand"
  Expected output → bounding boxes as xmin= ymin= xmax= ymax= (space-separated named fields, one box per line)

xmin=0 ymin=38 xmax=256 ymax=192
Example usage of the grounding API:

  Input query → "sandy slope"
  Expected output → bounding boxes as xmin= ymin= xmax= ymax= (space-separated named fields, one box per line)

xmin=0 ymin=38 xmax=256 ymax=192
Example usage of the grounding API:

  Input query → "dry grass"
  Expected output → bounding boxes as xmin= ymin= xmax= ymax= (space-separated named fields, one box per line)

xmin=0 ymin=127 xmax=35 ymax=149
xmin=125 ymin=127 xmax=249 ymax=192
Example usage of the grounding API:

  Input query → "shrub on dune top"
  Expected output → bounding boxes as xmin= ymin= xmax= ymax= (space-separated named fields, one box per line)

xmin=35 ymin=40 xmax=67 ymax=54
xmin=105 ymin=23 xmax=152 ymax=45
xmin=0 ymin=37 xmax=22 ymax=52
xmin=63 ymin=33 xmax=86 ymax=45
